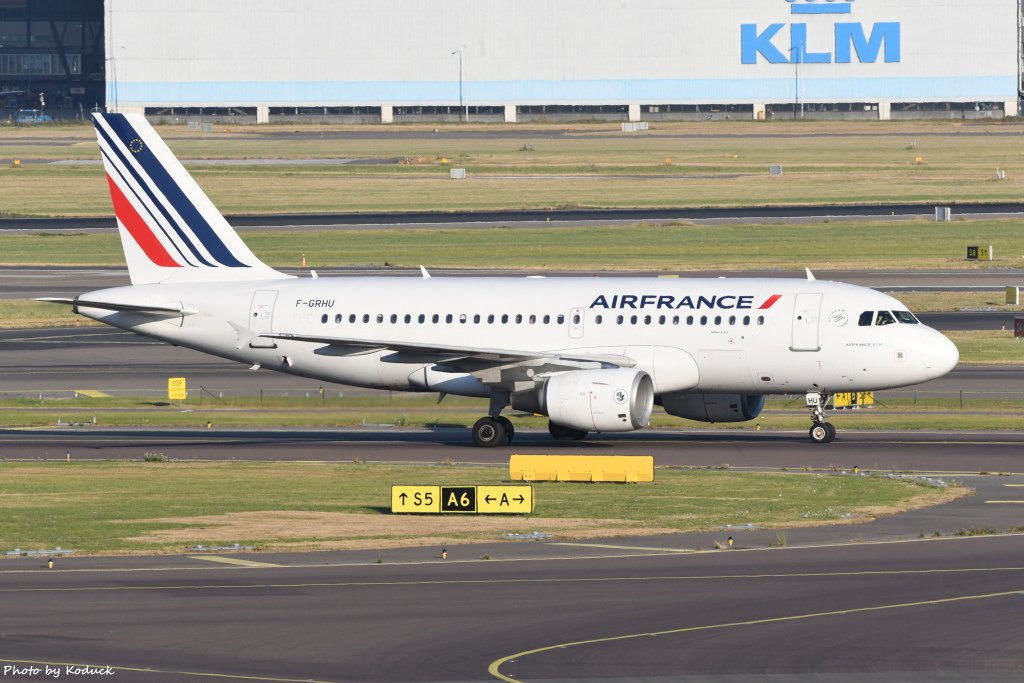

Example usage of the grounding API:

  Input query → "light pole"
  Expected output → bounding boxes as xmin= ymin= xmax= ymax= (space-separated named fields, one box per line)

xmin=451 ymin=46 xmax=468 ymax=122
xmin=790 ymin=45 xmax=803 ymax=120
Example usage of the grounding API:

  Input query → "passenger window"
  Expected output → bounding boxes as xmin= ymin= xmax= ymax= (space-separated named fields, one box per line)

xmin=418 ymin=314 xmax=425 ymax=323
xmin=743 ymin=315 xmax=750 ymax=325
xmin=875 ymin=311 xmax=896 ymax=326
xmin=893 ymin=310 xmax=919 ymax=324
xmin=501 ymin=314 xmax=509 ymax=324
xmin=446 ymin=314 xmax=454 ymax=323
xmin=858 ymin=311 xmax=874 ymax=327
xmin=529 ymin=314 xmax=536 ymax=324
xmin=557 ymin=315 xmax=565 ymax=325
xmin=729 ymin=315 xmax=736 ymax=325
xmin=487 ymin=314 xmax=495 ymax=324
xmin=572 ymin=314 xmax=581 ymax=325
xmin=349 ymin=314 xmax=356 ymax=323
xmin=616 ymin=315 xmax=624 ymax=324
xmin=658 ymin=315 xmax=666 ymax=325
xmin=321 ymin=314 xmax=328 ymax=324
xmin=473 ymin=314 xmax=480 ymax=324
xmin=376 ymin=314 xmax=384 ymax=324
xmin=643 ymin=315 xmax=651 ymax=325
xmin=334 ymin=314 xmax=342 ymax=324
xmin=404 ymin=314 xmax=411 ymax=323
xmin=757 ymin=316 xmax=765 ymax=325
xmin=459 ymin=314 xmax=467 ymax=324
xmin=700 ymin=316 xmax=708 ymax=326
xmin=595 ymin=315 xmax=603 ymax=324
xmin=543 ymin=314 xmax=550 ymax=324
xmin=432 ymin=314 xmax=439 ymax=323
xmin=390 ymin=314 xmax=397 ymax=324
xmin=363 ymin=314 xmax=370 ymax=323
xmin=687 ymin=316 xmax=694 ymax=325
xmin=515 ymin=314 xmax=523 ymax=324
xmin=672 ymin=316 xmax=679 ymax=325
xmin=630 ymin=315 xmax=638 ymax=325
xmin=714 ymin=316 xmax=722 ymax=325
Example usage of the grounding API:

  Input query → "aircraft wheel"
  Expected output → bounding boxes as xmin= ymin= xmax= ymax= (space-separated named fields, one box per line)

xmin=472 ymin=417 xmax=508 ymax=448
xmin=809 ymin=423 xmax=835 ymax=444
xmin=497 ymin=416 xmax=515 ymax=443
xmin=549 ymin=421 xmax=588 ymax=441
xmin=823 ymin=422 xmax=836 ymax=442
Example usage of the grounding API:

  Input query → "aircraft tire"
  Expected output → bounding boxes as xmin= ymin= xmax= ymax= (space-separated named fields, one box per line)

xmin=809 ymin=423 xmax=835 ymax=444
xmin=497 ymin=416 xmax=515 ymax=443
xmin=473 ymin=417 xmax=509 ymax=448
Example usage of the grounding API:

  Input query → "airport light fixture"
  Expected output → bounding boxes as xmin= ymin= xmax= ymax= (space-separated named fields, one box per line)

xmin=451 ymin=46 xmax=468 ymax=122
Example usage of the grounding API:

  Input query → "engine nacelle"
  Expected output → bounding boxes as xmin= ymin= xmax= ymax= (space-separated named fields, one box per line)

xmin=512 ymin=368 xmax=654 ymax=432
xmin=660 ymin=392 xmax=765 ymax=423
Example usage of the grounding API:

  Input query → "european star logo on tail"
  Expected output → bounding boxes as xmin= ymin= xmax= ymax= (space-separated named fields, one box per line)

xmin=93 ymin=113 xmax=289 ymax=285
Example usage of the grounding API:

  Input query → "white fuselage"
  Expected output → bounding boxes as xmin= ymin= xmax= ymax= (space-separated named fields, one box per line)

xmin=76 ymin=275 xmax=959 ymax=398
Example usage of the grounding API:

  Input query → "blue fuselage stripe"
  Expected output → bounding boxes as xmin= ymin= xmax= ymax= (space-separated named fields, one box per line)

xmin=103 ymin=114 xmax=248 ymax=268
xmin=95 ymin=121 xmax=213 ymax=267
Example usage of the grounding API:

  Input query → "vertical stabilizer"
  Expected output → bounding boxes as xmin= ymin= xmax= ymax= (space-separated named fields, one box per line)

xmin=93 ymin=112 xmax=290 ymax=285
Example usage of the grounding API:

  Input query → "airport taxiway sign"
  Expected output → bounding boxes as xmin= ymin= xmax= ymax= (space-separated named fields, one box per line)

xmin=478 ymin=486 xmax=534 ymax=513
xmin=391 ymin=485 xmax=533 ymax=514
xmin=167 ymin=377 xmax=187 ymax=401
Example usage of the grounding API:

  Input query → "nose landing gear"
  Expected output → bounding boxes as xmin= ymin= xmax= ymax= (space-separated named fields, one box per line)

xmin=806 ymin=392 xmax=836 ymax=444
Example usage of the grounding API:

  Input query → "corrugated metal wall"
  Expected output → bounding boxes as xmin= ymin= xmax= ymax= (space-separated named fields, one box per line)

xmin=107 ymin=0 xmax=1019 ymax=115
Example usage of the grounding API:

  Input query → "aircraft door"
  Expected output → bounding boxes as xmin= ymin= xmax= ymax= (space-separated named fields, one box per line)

xmin=249 ymin=290 xmax=278 ymax=334
xmin=568 ymin=308 xmax=585 ymax=339
xmin=790 ymin=293 xmax=822 ymax=352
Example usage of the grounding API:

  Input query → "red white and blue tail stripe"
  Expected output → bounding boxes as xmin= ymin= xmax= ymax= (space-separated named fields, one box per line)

xmin=94 ymin=113 xmax=288 ymax=284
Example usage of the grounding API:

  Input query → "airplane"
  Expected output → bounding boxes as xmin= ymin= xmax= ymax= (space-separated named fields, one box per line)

xmin=40 ymin=113 xmax=960 ymax=447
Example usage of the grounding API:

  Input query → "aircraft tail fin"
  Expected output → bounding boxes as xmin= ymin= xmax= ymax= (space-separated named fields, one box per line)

xmin=92 ymin=112 xmax=291 ymax=285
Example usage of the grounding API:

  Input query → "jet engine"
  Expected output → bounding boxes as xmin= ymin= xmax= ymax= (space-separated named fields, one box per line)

xmin=659 ymin=392 xmax=765 ymax=423
xmin=512 ymin=368 xmax=654 ymax=432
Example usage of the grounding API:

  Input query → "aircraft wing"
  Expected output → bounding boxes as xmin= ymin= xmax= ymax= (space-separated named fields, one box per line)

xmin=36 ymin=297 xmax=197 ymax=316
xmin=260 ymin=332 xmax=637 ymax=379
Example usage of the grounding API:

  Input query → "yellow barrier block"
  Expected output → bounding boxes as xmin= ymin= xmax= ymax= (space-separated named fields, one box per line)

xmin=510 ymin=455 xmax=654 ymax=483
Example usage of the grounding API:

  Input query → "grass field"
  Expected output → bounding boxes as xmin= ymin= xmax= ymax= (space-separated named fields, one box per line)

xmin=0 ymin=461 xmax=963 ymax=555
xmin=3 ymin=119 xmax=1024 ymax=216
xmin=3 ymin=219 xmax=1024 ymax=271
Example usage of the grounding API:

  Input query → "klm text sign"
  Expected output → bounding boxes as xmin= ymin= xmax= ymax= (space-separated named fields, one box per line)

xmin=743 ymin=0 xmax=900 ymax=65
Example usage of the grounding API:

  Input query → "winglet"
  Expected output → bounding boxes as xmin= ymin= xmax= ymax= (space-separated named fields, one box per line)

xmin=805 ymin=268 xmax=816 ymax=281
xmin=420 ymin=266 xmax=431 ymax=279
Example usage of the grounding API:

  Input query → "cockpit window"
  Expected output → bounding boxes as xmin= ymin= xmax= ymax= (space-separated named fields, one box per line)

xmin=892 ymin=310 xmax=919 ymax=324
xmin=875 ymin=310 xmax=896 ymax=326
xmin=858 ymin=311 xmax=874 ymax=327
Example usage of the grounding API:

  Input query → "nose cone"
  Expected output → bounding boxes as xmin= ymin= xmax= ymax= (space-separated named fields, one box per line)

xmin=923 ymin=331 xmax=959 ymax=379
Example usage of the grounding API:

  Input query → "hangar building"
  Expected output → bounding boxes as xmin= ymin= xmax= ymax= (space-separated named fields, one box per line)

xmin=2 ymin=0 xmax=1022 ymax=122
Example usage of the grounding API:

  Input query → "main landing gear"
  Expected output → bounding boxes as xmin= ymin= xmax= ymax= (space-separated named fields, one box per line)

xmin=472 ymin=416 xmax=514 ymax=448
xmin=806 ymin=391 xmax=836 ymax=444
xmin=472 ymin=392 xmax=515 ymax=448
